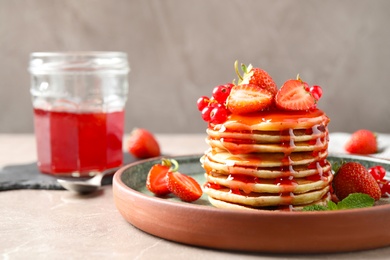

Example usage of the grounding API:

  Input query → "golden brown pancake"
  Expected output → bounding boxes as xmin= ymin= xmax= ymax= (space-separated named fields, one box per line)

xmin=202 ymin=109 xmax=331 ymax=211
xmin=204 ymin=185 xmax=330 ymax=207
xmin=207 ymin=192 xmax=331 ymax=211
xmin=205 ymin=170 xmax=333 ymax=194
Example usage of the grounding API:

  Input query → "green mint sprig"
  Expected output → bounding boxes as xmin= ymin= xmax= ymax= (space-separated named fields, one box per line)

xmin=302 ymin=193 xmax=375 ymax=211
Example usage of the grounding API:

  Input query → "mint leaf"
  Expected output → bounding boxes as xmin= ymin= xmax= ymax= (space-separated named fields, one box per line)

xmin=336 ymin=193 xmax=375 ymax=210
xmin=302 ymin=193 xmax=375 ymax=211
xmin=327 ymin=201 xmax=338 ymax=210
xmin=302 ymin=205 xmax=328 ymax=211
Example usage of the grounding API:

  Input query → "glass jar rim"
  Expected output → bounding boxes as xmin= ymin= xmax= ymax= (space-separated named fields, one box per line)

xmin=29 ymin=51 xmax=130 ymax=74
xmin=30 ymin=51 xmax=127 ymax=58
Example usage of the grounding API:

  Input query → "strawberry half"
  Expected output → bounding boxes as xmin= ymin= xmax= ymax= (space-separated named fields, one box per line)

xmin=127 ymin=128 xmax=161 ymax=159
xmin=345 ymin=129 xmax=377 ymax=155
xmin=146 ymin=164 xmax=170 ymax=196
xmin=275 ymin=79 xmax=317 ymax=111
xmin=333 ymin=162 xmax=381 ymax=201
xmin=167 ymin=171 xmax=203 ymax=202
xmin=227 ymin=84 xmax=273 ymax=114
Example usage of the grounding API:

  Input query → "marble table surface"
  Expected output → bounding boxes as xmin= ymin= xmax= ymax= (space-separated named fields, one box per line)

xmin=1 ymin=133 xmax=390 ymax=259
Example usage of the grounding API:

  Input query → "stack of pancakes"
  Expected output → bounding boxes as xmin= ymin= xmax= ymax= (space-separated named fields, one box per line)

xmin=201 ymin=109 xmax=332 ymax=211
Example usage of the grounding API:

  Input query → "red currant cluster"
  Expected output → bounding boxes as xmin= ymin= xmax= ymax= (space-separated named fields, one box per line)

xmin=197 ymin=83 xmax=233 ymax=124
xmin=368 ymin=165 xmax=390 ymax=197
xmin=303 ymin=83 xmax=323 ymax=101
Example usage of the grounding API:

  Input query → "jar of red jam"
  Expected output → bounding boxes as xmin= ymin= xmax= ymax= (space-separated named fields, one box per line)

xmin=29 ymin=52 xmax=130 ymax=177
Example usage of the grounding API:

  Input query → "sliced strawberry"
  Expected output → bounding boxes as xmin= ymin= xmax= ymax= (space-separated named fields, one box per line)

xmin=227 ymin=84 xmax=273 ymax=114
xmin=275 ymin=79 xmax=317 ymax=111
xmin=345 ymin=129 xmax=377 ymax=155
xmin=127 ymin=128 xmax=161 ymax=159
xmin=146 ymin=164 xmax=170 ymax=196
xmin=167 ymin=171 xmax=203 ymax=202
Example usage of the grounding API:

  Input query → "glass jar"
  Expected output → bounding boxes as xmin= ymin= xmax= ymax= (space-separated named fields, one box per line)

xmin=29 ymin=52 xmax=130 ymax=177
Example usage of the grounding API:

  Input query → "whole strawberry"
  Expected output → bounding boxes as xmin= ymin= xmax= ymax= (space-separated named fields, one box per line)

xmin=127 ymin=128 xmax=161 ymax=159
xmin=333 ymin=162 xmax=381 ymax=201
xmin=345 ymin=129 xmax=377 ymax=155
xmin=236 ymin=61 xmax=278 ymax=95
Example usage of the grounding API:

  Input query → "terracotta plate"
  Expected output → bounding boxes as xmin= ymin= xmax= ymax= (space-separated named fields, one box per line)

xmin=113 ymin=154 xmax=390 ymax=253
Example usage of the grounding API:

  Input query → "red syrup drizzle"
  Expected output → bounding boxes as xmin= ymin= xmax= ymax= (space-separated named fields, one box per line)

xmin=205 ymin=182 xmax=221 ymax=190
xmin=206 ymin=109 xmax=330 ymax=211
xmin=305 ymin=170 xmax=330 ymax=182
xmin=280 ymin=128 xmax=296 ymax=154
xmin=227 ymin=174 xmax=261 ymax=194
xmin=280 ymin=128 xmax=295 ymax=178
xmin=274 ymin=176 xmax=298 ymax=193
xmin=307 ymin=159 xmax=329 ymax=180
xmin=277 ymin=128 xmax=297 ymax=203
xmin=224 ymin=109 xmax=326 ymax=130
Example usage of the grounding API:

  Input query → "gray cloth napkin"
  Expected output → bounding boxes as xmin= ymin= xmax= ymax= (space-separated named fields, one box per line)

xmin=0 ymin=153 xmax=137 ymax=191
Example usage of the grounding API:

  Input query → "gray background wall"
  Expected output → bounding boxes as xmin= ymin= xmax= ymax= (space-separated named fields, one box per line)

xmin=1 ymin=0 xmax=390 ymax=134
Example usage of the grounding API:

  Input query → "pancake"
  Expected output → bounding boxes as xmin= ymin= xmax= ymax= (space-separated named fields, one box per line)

xmin=205 ymin=170 xmax=333 ymax=194
xmin=203 ymin=150 xmax=329 ymax=168
xmin=204 ymin=185 xmax=331 ymax=208
xmin=206 ymin=137 xmax=328 ymax=154
xmin=201 ymin=109 xmax=332 ymax=211
xmin=202 ymin=153 xmax=331 ymax=179
xmin=206 ymin=125 xmax=327 ymax=144
xmin=207 ymin=192 xmax=331 ymax=212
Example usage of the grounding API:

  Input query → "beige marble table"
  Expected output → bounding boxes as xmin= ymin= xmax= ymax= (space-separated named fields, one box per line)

xmin=1 ymin=134 xmax=390 ymax=259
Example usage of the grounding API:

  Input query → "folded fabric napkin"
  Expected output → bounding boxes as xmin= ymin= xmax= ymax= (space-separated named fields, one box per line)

xmin=0 ymin=153 xmax=137 ymax=191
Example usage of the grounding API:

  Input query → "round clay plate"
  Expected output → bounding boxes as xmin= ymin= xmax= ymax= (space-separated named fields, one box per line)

xmin=113 ymin=154 xmax=390 ymax=254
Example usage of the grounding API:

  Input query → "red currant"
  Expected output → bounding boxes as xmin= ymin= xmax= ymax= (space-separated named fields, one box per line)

xmin=310 ymin=85 xmax=323 ymax=100
xmin=368 ymin=165 xmax=386 ymax=181
xmin=378 ymin=180 xmax=390 ymax=198
xmin=201 ymin=106 xmax=213 ymax=122
xmin=197 ymin=96 xmax=210 ymax=111
xmin=212 ymin=83 xmax=233 ymax=104
xmin=209 ymin=104 xmax=229 ymax=124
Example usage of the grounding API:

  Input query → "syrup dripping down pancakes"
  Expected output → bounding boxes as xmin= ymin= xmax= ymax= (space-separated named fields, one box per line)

xmin=201 ymin=109 xmax=332 ymax=211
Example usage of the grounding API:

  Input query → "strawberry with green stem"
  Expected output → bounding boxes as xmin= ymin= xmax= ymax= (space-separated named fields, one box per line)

xmin=235 ymin=61 xmax=278 ymax=95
